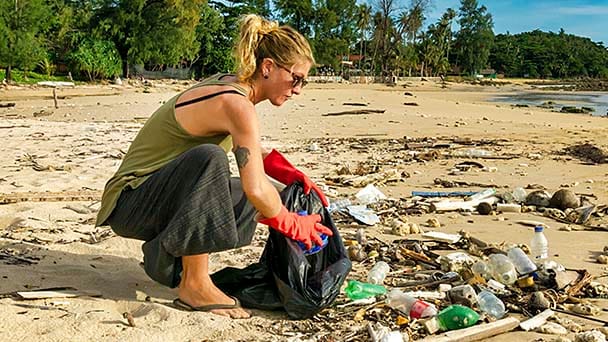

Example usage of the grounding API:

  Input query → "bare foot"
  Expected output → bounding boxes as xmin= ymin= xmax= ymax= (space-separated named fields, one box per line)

xmin=178 ymin=281 xmax=250 ymax=319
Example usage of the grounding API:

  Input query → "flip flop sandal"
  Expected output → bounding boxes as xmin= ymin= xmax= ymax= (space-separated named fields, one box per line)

xmin=172 ymin=296 xmax=241 ymax=312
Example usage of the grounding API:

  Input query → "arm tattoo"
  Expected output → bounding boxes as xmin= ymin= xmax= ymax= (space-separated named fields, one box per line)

xmin=234 ymin=145 xmax=250 ymax=169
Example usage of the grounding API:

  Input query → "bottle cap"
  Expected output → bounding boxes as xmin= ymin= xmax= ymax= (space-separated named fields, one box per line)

xmin=534 ymin=226 xmax=544 ymax=232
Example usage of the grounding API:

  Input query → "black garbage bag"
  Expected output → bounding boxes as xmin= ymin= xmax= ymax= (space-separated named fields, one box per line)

xmin=211 ymin=182 xmax=352 ymax=319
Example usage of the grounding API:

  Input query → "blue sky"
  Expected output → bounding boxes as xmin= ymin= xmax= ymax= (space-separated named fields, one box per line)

xmin=370 ymin=0 xmax=608 ymax=45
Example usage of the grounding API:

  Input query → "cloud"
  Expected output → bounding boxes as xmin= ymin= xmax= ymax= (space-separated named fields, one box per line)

xmin=556 ymin=5 xmax=608 ymax=15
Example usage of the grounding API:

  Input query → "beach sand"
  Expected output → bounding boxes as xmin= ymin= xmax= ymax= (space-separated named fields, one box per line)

xmin=0 ymin=79 xmax=606 ymax=341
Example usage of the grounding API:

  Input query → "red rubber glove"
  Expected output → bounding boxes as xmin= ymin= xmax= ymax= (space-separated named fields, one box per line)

xmin=259 ymin=206 xmax=333 ymax=249
xmin=263 ymin=149 xmax=329 ymax=207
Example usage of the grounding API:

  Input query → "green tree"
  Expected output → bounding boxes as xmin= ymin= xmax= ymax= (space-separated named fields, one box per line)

xmin=93 ymin=0 xmax=205 ymax=77
xmin=192 ymin=4 xmax=233 ymax=76
xmin=273 ymin=0 xmax=314 ymax=36
xmin=0 ymin=0 xmax=51 ymax=81
xmin=454 ymin=0 xmax=494 ymax=75
xmin=419 ymin=8 xmax=455 ymax=76
xmin=310 ymin=0 xmax=358 ymax=69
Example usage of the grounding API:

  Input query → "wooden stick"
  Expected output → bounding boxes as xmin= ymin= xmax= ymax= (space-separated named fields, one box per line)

xmin=421 ymin=317 xmax=520 ymax=342
xmin=322 ymin=109 xmax=386 ymax=117
xmin=16 ymin=289 xmax=102 ymax=300
xmin=53 ymin=88 xmax=59 ymax=109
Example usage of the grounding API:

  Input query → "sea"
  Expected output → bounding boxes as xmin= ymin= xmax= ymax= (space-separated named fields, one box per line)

xmin=491 ymin=92 xmax=608 ymax=117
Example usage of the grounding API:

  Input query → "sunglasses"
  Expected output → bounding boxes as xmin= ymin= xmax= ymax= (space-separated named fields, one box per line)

xmin=278 ymin=65 xmax=308 ymax=88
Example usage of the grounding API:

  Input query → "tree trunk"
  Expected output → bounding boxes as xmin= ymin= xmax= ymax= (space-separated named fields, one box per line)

xmin=5 ymin=66 xmax=12 ymax=82
xmin=122 ymin=60 xmax=130 ymax=79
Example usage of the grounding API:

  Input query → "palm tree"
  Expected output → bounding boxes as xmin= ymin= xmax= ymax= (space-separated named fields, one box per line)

xmin=356 ymin=4 xmax=371 ymax=72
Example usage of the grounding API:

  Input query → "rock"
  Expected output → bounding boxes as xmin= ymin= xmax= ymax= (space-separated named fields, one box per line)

xmin=477 ymin=202 xmax=493 ymax=215
xmin=537 ymin=322 xmax=568 ymax=335
xmin=526 ymin=190 xmax=552 ymax=207
xmin=391 ymin=219 xmax=410 ymax=236
xmin=597 ymin=255 xmax=608 ymax=264
xmin=408 ymin=222 xmax=421 ymax=234
xmin=574 ymin=330 xmax=607 ymax=342
xmin=530 ymin=291 xmax=551 ymax=311
xmin=552 ymin=338 xmax=573 ymax=342
xmin=348 ymin=245 xmax=367 ymax=262
xmin=426 ymin=218 xmax=441 ymax=228
xmin=550 ymin=189 xmax=580 ymax=210
xmin=568 ymin=303 xmax=601 ymax=316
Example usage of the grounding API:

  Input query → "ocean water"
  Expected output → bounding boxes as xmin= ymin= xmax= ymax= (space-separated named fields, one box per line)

xmin=491 ymin=92 xmax=608 ymax=117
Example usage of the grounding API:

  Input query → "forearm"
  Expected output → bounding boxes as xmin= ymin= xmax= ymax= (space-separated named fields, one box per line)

xmin=244 ymin=177 xmax=283 ymax=220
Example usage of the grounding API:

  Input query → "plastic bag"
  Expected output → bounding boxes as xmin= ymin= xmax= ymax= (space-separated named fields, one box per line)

xmin=211 ymin=182 xmax=352 ymax=319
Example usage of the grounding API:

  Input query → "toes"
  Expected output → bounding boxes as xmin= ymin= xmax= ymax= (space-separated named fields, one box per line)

xmin=210 ymin=308 xmax=250 ymax=319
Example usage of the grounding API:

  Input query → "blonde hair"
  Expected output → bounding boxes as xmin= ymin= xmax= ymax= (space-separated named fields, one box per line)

xmin=235 ymin=14 xmax=314 ymax=83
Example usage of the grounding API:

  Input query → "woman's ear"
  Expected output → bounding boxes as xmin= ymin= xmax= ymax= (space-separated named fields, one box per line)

xmin=260 ymin=58 xmax=274 ymax=78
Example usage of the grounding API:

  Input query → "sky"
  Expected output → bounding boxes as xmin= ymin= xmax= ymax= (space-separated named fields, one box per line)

xmin=377 ymin=0 xmax=607 ymax=45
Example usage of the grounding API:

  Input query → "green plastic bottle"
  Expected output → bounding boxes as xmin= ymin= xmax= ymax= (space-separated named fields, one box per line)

xmin=344 ymin=280 xmax=387 ymax=300
xmin=424 ymin=305 xmax=480 ymax=333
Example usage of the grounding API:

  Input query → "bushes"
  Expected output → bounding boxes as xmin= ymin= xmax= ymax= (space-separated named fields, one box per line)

xmin=69 ymin=39 xmax=121 ymax=81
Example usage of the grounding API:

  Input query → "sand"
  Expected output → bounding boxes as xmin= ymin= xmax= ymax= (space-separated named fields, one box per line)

xmin=0 ymin=78 xmax=606 ymax=341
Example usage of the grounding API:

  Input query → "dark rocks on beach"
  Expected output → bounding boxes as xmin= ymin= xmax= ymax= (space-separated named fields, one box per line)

xmin=550 ymin=189 xmax=580 ymax=210
xmin=564 ymin=143 xmax=608 ymax=164
xmin=525 ymin=190 xmax=552 ymax=207
xmin=560 ymin=106 xmax=594 ymax=114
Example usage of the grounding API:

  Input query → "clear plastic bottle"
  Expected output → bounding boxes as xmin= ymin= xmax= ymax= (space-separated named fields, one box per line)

xmin=477 ymin=290 xmax=506 ymax=319
xmin=424 ymin=305 xmax=480 ymax=333
xmin=512 ymin=187 xmax=527 ymax=203
xmin=367 ymin=261 xmax=390 ymax=285
xmin=530 ymin=226 xmax=548 ymax=261
xmin=386 ymin=289 xmax=438 ymax=319
xmin=507 ymin=247 xmax=537 ymax=275
xmin=488 ymin=254 xmax=517 ymax=285
xmin=471 ymin=260 xmax=493 ymax=280
xmin=469 ymin=188 xmax=496 ymax=201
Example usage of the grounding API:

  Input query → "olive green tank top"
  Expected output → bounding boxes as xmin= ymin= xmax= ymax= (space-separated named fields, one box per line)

xmin=96 ymin=74 xmax=248 ymax=226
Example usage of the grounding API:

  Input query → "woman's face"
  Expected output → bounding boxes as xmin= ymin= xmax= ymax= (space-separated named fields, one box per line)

xmin=265 ymin=60 xmax=311 ymax=106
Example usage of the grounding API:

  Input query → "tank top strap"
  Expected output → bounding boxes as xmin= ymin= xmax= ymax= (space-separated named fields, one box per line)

xmin=193 ymin=73 xmax=249 ymax=97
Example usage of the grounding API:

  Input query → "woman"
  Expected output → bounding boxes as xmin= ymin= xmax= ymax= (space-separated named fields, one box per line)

xmin=96 ymin=14 xmax=331 ymax=319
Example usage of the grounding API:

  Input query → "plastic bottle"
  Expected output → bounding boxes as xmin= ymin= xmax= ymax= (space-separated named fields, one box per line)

xmin=344 ymin=280 xmax=387 ymax=300
xmin=477 ymin=290 xmax=506 ymax=319
xmin=424 ymin=305 xmax=480 ymax=333
xmin=295 ymin=210 xmax=328 ymax=255
xmin=386 ymin=289 xmax=438 ymax=319
xmin=512 ymin=187 xmax=527 ymax=203
xmin=507 ymin=247 xmax=537 ymax=275
xmin=471 ymin=260 xmax=493 ymax=281
xmin=530 ymin=226 xmax=548 ymax=261
xmin=469 ymin=188 xmax=496 ymax=202
xmin=367 ymin=261 xmax=390 ymax=285
xmin=488 ymin=254 xmax=517 ymax=285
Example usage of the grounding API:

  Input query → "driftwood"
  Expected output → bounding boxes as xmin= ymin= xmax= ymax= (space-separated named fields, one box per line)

xmin=16 ymin=288 xmax=101 ymax=300
xmin=421 ymin=317 xmax=520 ymax=342
xmin=342 ymin=102 xmax=368 ymax=106
xmin=322 ymin=109 xmax=386 ymax=117
xmin=519 ymin=309 xmax=554 ymax=331
xmin=0 ymin=190 xmax=102 ymax=204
